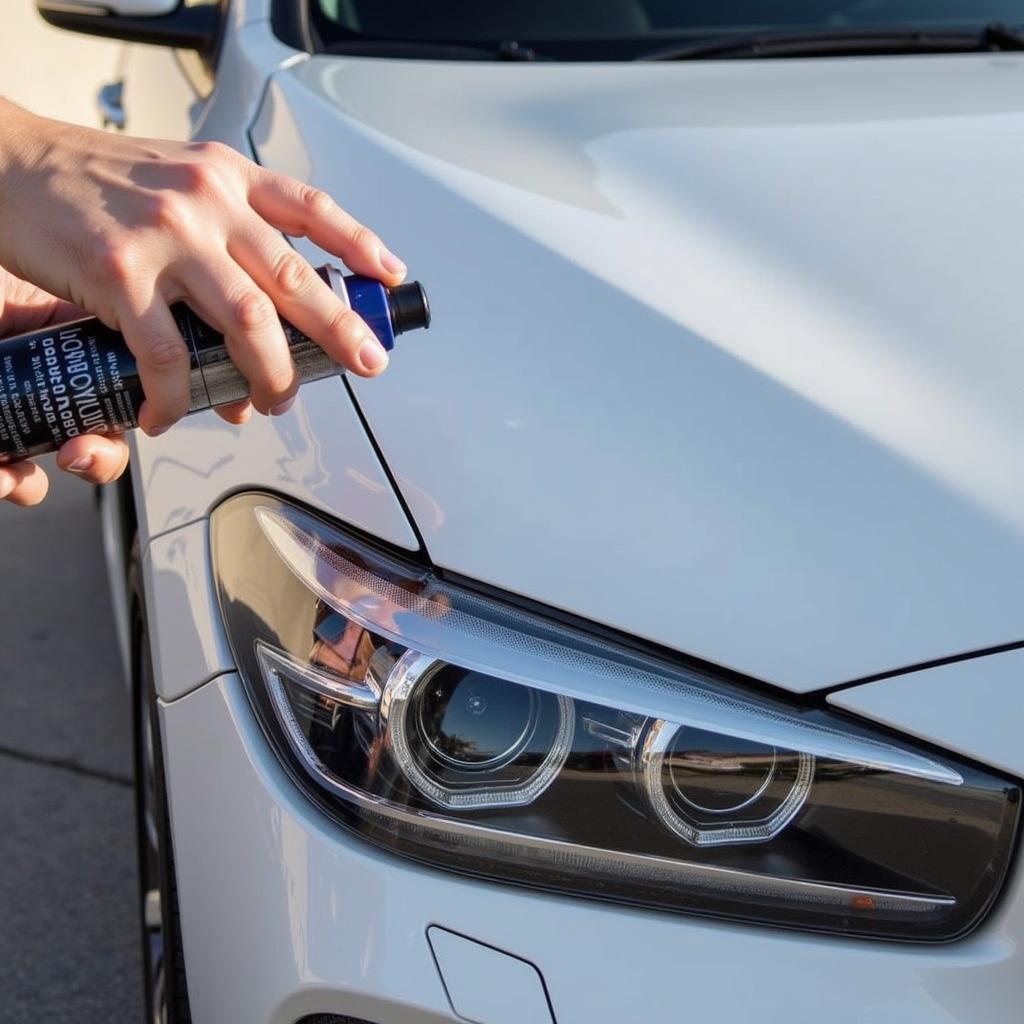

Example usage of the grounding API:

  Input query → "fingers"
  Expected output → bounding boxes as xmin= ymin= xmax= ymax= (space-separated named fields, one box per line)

xmin=0 ymin=461 xmax=49 ymax=506
xmin=174 ymin=256 xmax=298 ymax=415
xmin=246 ymin=172 xmax=406 ymax=285
xmin=215 ymin=399 xmax=253 ymax=425
xmin=117 ymin=292 xmax=192 ymax=435
xmin=57 ymin=434 xmax=130 ymax=484
xmin=1 ymin=436 xmax=130 ymax=508
xmin=228 ymin=230 xmax=390 ymax=377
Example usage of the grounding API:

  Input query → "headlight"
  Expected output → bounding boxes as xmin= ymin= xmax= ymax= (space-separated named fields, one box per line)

xmin=212 ymin=493 xmax=1020 ymax=941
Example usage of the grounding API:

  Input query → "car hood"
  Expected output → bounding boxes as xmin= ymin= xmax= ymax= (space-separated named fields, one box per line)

xmin=252 ymin=53 xmax=1024 ymax=691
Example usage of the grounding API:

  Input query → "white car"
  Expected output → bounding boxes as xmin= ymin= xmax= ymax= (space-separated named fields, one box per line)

xmin=39 ymin=1 xmax=1024 ymax=1022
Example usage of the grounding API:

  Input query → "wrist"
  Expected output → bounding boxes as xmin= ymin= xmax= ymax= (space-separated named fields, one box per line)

xmin=0 ymin=100 xmax=60 ymax=189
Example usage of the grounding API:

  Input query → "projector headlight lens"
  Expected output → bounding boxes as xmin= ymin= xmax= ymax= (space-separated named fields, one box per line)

xmin=212 ymin=493 xmax=1021 ymax=941
xmin=640 ymin=721 xmax=814 ymax=846
xmin=382 ymin=652 xmax=574 ymax=809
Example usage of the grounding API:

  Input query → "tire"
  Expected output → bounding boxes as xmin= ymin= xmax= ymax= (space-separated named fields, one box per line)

xmin=130 ymin=543 xmax=192 ymax=1024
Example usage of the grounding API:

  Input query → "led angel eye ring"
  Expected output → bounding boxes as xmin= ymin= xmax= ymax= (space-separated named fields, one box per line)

xmin=640 ymin=720 xmax=814 ymax=847
xmin=382 ymin=650 xmax=574 ymax=810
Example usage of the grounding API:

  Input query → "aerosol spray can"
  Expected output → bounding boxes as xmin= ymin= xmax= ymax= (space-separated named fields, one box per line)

xmin=0 ymin=265 xmax=430 ymax=464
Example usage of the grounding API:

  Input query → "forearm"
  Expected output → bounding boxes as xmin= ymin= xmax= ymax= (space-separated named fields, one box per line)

xmin=0 ymin=100 xmax=82 ymax=289
xmin=0 ymin=99 xmax=53 ymax=197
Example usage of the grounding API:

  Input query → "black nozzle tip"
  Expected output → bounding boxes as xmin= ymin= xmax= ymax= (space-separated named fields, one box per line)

xmin=387 ymin=281 xmax=431 ymax=336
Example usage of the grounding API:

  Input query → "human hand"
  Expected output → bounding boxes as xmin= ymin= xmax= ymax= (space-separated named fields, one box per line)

xmin=0 ymin=267 xmax=129 ymax=505
xmin=0 ymin=101 xmax=406 ymax=435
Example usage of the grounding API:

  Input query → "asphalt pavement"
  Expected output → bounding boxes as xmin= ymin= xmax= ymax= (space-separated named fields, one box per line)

xmin=0 ymin=8 xmax=143 ymax=1022
xmin=0 ymin=464 xmax=144 ymax=1022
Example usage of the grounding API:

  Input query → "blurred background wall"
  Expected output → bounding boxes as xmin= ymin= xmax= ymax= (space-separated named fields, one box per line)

xmin=2 ymin=4 xmax=121 ymax=123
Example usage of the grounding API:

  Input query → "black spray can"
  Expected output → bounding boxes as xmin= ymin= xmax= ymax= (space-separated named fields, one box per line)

xmin=0 ymin=265 xmax=430 ymax=464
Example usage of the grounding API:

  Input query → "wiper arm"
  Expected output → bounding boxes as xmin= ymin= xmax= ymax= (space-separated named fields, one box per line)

xmin=981 ymin=21 xmax=1024 ymax=49
xmin=320 ymin=38 xmax=544 ymax=61
xmin=640 ymin=21 xmax=1024 ymax=61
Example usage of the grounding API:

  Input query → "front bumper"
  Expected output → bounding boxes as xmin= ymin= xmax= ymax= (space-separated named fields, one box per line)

xmin=161 ymin=672 xmax=1023 ymax=1024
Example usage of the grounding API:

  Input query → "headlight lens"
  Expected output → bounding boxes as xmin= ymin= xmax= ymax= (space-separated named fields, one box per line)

xmin=212 ymin=494 xmax=1020 ymax=940
xmin=382 ymin=652 xmax=575 ymax=809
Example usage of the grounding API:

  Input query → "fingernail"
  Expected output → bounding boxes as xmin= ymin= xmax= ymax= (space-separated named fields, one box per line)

xmin=379 ymin=248 xmax=406 ymax=276
xmin=271 ymin=397 xmax=296 ymax=417
xmin=358 ymin=338 xmax=390 ymax=374
xmin=146 ymin=426 xmax=170 ymax=438
xmin=68 ymin=454 xmax=94 ymax=474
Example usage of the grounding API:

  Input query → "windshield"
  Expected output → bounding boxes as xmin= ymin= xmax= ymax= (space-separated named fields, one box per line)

xmin=311 ymin=1 xmax=1024 ymax=59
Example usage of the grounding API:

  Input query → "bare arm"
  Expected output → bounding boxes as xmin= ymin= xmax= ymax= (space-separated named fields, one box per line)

xmin=0 ymin=99 xmax=405 ymax=504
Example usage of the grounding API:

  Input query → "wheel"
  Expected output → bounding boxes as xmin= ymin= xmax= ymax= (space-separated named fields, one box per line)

xmin=131 ymin=544 xmax=192 ymax=1024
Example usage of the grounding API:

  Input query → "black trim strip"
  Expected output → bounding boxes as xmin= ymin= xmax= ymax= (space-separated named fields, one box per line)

xmin=341 ymin=375 xmax=431 ymax=557
xmin=826 ymin=639 xmax=1024 ymax=695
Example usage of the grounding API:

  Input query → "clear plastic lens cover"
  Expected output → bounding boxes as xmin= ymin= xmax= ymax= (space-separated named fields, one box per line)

xmin=212 ymin=494 xmax=1021 ymax=941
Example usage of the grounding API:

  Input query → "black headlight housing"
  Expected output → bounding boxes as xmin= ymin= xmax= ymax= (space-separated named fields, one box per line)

xmin=212 ymin=492 xmax=1020 ymax=941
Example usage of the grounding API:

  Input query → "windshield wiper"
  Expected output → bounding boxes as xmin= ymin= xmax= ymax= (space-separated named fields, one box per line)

xmin=321 ymin=38 xmax=544 ymax=61
xmin=640 ymin=21 xmax=1024 ymax=61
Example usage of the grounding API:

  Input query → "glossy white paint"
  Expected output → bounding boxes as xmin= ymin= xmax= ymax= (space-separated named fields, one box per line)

xmin=42 ymin=0 xmax=178 ymax=13
xmin=829 ymin=648 xmax=1024 ymax=779
xmin=190 ymin=14 xmax=304 ymax=149
xmin=161 ymin=673 xmax=1024 ymax=1024
xmin=428 ymin=928 xmax=554 ymax=1024
xmin=234 ymin=0 xmax=274 ymax=24
xmin=253 ymin=53 xmax=1024 ymax=691
xmin=143 ymin=520 xmax=233 ymax=701
xmin=130 ymin=375 xmax=416 ymax=549
xmin=114 ymin=0 xmax=177 ymax=12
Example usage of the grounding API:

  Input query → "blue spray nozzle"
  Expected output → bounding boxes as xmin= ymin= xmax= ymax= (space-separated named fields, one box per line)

xmin=344 ymin=274 xmax=430 ymax=352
